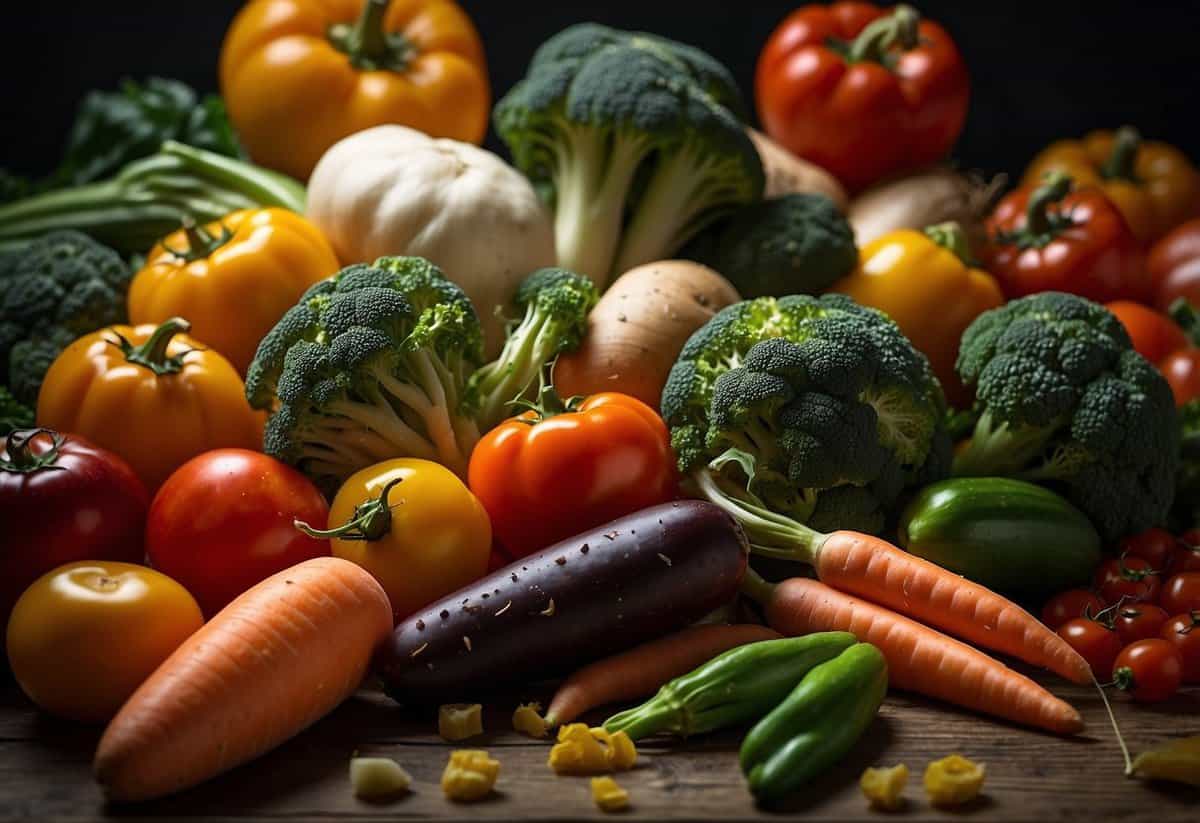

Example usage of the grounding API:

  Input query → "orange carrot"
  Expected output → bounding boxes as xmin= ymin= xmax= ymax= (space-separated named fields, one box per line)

xmin=94 ymin=557 xmax=393 ymax=803
xmin=747 ymin=574 xmax=1083 ymax=735
xmin=545 ymin=623 xmax=780 ymax=726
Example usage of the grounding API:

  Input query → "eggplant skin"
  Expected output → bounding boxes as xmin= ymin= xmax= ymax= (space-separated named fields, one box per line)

xmin=375 ymin=500 xmax=749 ymax=704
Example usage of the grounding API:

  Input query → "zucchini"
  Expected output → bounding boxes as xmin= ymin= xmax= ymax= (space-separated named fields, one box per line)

xmin=898 ymin=477 xmax=1101 ymax=598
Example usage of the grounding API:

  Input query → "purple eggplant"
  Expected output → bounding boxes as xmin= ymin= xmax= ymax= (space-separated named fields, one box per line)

xmin=375 ymin=500 xmax=748 ymax=703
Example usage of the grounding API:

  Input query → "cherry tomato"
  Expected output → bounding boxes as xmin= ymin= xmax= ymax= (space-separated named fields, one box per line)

xmin=1094 ymin=555 xmax=1162 ymax=604
xmin=1057 ymin=617 xmax=1123 ymax=677
xmin=1041 ymin=589 xmax=1105 ymax=630
xmin=1105 ymin=301 xmax=1188 ymax=366
xmin=1 ymin=429 xmax=148 ymax=633
xmin=1113 ymin=604 xmax=1170 ymax=646
xmin=1118 ymin=528 xmax=1177 ymax=571
xmin=1160 ymin=611 xmax=1200 ymax=684
xmin=146 ymin=449 xmax=330 ymax=617
xmin=5 ymin=561 xmax=203 ymax=722
xmin=1168 ymin=534 xmax=1200 ymax=574
xmin=1159 ymin=572 xmax=1200 ymax=615
xmin=1161 ymin=348 xmax=1200 ymax=407
xmin=1111 ymin=638 xmax=1183 ymax=703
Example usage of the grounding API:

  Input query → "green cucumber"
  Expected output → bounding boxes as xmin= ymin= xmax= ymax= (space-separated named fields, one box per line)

xmin=898 ymin=477 xmax=1101 ymax=598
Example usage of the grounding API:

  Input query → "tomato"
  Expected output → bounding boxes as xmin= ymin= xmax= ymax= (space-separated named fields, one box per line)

xmin=1105 ymin=302 xmax=1188 ymax=367
xmin=1117 ymin=528 xmax=1177 ymax=572
xmin=146 ymin=449 xmax=330 ymax=617
xmin=1162 ymin=348 xmax=1200 ymax=407
xmin=1160 ymin=611 xmax=1200 ymax=684
xmin=5 ymin=561 xmax=202 ymax=722
xmin=1168 ymin=537 xmax=1200 ymax=574
xmin=299 ymin=458 xmax=492 ymax=622
xmin=1 ymin=429 xmax=147 ymax=633
xmin=1057 ymin=617 xmax=1123 ymax=678
xmin=1113 ymin=604 xmax=1170 ymax=646
xmin=1159 ymin=572 xmax=1200 ymax=615
xmin=1111 ymin=638 xmax=1183 ymax=703
xmin=1094 ymin=555 xmax=1162 ymax=604
xmin=1041 ymin=589 xmax=1105 ymax=630
xmin=1149 ymin=218 xmax=1200 ymax=312
xmin=468 ymin=391 xmax=678 ymax=559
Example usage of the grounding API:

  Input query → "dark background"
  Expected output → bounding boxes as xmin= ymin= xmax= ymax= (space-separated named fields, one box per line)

xmin=3 ymin=1 xmax=1198 ymax=180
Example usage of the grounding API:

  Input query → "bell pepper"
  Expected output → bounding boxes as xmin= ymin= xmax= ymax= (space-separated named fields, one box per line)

xmin=755 ymin=3 xmax=969 ymax=193
xmin=36 ymin=318 xmax=261 ymax=492
xmin=1150 ymin=218 xmax=1200 ymax=311
xmin=1022 ymin=127 xmax=1200 ymax=245
xmin=828 ymin=222 xmax=1003 ymax=406
xmin=740 ymin=642 xmax=887 ymax=804
xmin=128 ymin=209 xmax=340 ymax=375
xmin=603 ymin=633 xmax=857 ymax=741
xmin=220 ymin=0 xmax=490 ymax=181
xmin=984 ymin=172 xmax=1147 ymax=303
xmin=923 ymin=754 xmax=986 ymax=807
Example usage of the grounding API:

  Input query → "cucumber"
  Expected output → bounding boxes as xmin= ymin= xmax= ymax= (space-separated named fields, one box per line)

xmin=898 ymin=477 xmax=1101 ymax=598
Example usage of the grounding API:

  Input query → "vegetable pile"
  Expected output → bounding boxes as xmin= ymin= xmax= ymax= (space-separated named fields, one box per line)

xmin=2 ymin=0 xmax=1198 ymax=813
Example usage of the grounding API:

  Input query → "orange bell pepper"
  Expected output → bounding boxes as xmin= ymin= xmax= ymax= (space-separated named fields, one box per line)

xmin=220 ymin=0 xmax=489 ymax=181
xmin=36 ymin=319 xmax=261 ymax=491
xmin=828 ymin=223 xmax=1003 ymax=406
xmin=128 ymin=208 xmax=340 ymax=375
xmin=1022 ymin=126 xmax=1200 ymax=245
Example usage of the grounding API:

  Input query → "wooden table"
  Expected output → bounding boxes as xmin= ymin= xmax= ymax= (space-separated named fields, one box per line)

xmin=1 ymin=673 xmax=1197 ymax=822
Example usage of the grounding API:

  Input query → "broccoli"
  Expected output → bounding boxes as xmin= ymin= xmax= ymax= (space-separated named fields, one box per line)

xmin=0 ymin=385 xmax=33 ymax=435
xmin=679 ymin=194 xmax=857 ymax=299
xmin=246 ymin=256 xmax=485 ymax=490
xmin=494 ymin=23 xmax=764 ymax=287
xmin=465 ymin=267 xmax=599 ymax=430
xmin=0 ymin=230 xmax=132 ymax=405
xmin=662 ymin=293 xmax=949 ymax=536
xmin=952 ymin=292 xmax=1178 ymax=542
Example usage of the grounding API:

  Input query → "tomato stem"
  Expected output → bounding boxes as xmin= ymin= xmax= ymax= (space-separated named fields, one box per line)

xmin=328 ymin=0 xmax=416 ymax=72
xmin=294 ymin=476 xmax=404 ymax=542
xmin=161 ymin=216 xmax=234 ymax=262
xmin=0 ymin=428 xmax=66 ymax=474
xmin=108 ymin=317 xmax=194 ymax=376
xmin=1100 ymin=126 xmax=1142 ymax=184
xmin=924 ymin=221 xmax=977 ymax=266
xmin=847 ymin=5 xmax=920 ymax=65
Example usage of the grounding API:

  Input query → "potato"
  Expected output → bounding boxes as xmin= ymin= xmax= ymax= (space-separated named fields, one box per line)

xmin=749 ymin=128 xmax=849 ymax=211
xmin=554 ymin=261 xmax=740 ymax=409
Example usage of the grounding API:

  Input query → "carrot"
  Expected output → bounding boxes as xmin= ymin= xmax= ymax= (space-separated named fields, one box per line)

xmin=94 ymin=557 xmax=393 ymax=803
xmin=545 ymin=623 xmax=780 ymax=726
xmin=746 ymin=573 xmax=1083 ymax=735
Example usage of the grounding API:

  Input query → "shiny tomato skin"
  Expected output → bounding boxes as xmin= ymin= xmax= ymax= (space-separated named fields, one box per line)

xmin=1111 ymin=638 xmax=1183 ymax=703
xmin=1113 ymin=604 xmax=1170 ymax=646
xmin=1057 ymin=617 xmax=1123 ymax=677
xmin=1041 ymin=589 xmax=1105 ymax=630
xmin=0 ymin=430 xmax=148 ymax=630
xmin=1105 ymin=302 xmax=1187 ymax=367
xmin=1162 ymin=349 xmax=1200 ymax=406
xmin=1168 ymin=537 xmax=1200 ymax=574
xmin=1094 ymin=555 xmax=1162 ymax=604
xmin=1118 ymin=528 xmax=1178 ymax=571
xmin=146 ymin=448 xmax=330 ymax=617
xmin=1159 ymin=572 xmax=1200 ymax=615
xmin=1160 ymin=612 xmax=1200 ymax=684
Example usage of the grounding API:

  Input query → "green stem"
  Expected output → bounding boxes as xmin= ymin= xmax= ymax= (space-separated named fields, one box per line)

xmin=508 ymin=371 xmax=583 ymax=425
xmin=294 ymin=476 xmax=404 ymax=542
xmin=109 ymin=317 xmax=193 ymax=376
xmin=739 ymin=567 xmax=777 ymax=607
xmin=327 ymin=0 xmax=416 ymax=72
xmin=847 ymin=5 xmax=920 ymax=64
xmin=162 ymin=216 xmax=234 ymax=262
xmin=1168 ymin=299 xmax=1200 ymax=347
xmin=1025 ymin=172 xmax=1073 ymax=237
xmin=0 ymin=429 xmax=66 ymax=473
xmin=1100 ymin=126 xmax=1141 ymax=183
xmin=924 ymin=221 xmax=975 ymax=266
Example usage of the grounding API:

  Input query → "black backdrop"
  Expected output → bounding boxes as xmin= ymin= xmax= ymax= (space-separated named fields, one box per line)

xmin=3 ymin=1 xmax=1198 ymax=181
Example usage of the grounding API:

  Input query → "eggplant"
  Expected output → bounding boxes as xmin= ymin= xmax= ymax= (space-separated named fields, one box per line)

xmin=375 ymin=501 xmax=748 ymax=703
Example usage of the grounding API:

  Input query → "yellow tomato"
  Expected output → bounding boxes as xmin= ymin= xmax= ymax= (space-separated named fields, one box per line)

xmin=6 ymin=562 xmax=203 ymax=723
xmin=303 ymin=458 xmax=491 ymax=621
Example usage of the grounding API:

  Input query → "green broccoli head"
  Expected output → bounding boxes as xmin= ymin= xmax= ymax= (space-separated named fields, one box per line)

xmin=679 ymin=194 xmax=857 ymax=299
xmin=954 ymin=292 xmax=1179 ymax=541
xmin=246 ymin=256 xmax=485 ymax=489
xmin=663 ymin=293 xmax=949 ymax=535
xmin=0 ymin=230 xmax=131 ymax=402
xmin=494 ymin=23 xmax=763 ymax=286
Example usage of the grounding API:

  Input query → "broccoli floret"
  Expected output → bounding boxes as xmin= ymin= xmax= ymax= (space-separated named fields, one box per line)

xmin=0 ymin=385 xmax=33 ymax=435
xmin=0 ymin=230 xmax=131 ymax=404
xmin=1172 ymin=399 xmax=1200 ymax=530
xmin=494 ymin=23 xmax=763 ymax=287
xmin=466 ymin=267 xmax=599 ymax=431
xmin=663 ymin=293 xmax=948 ymax=536
xmin=246 ymin=256 xmax=485 ymax=490
xmin=679 ymin=194 xmax=856 ymax=299
xmin=953 ymin=292 xmax=1178 ymax=541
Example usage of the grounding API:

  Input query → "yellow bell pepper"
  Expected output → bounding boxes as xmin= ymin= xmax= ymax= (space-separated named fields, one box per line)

xmin=860 ymin=763 xmax=909 ymax=811
xmin=438 ymin=703 xmax=483 ymax=741
xmin=441 ymin=749 xmax=500 ymax=802
xmin=828 ymin=223 xmax=1003 ymax=406
xmin=923 ymin=754 xmax=985 ymax=808
xmin=1022 ymin=126 xmax=1200 ymax=244
xmin=591 ymin=776 xmax=631 ymax=812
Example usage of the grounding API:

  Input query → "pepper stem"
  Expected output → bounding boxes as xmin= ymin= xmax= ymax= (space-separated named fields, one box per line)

xmin=0 ymin=429 xmax=66 ymax=474
xmin=109 ymin=317 xmax=193 ymax=376
xmin=294 ymin=476 xmax=403 ymax=542
xmin=327 ymin=0 xmax=416 ymax=72
xmin=924 ymin=221 xmax=975 ymax=266
xmin=1100 ymin=126 xmax=1142 ymax=183
xmin=1024 ymin=171 xmax=1073 ymax=237
xmin=162 ymin=216 xmax=234 ymax=263
xmin=847 ymin=5 xmax=920 ymax=64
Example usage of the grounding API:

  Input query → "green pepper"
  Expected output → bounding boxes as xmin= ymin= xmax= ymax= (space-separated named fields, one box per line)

xmin=603 ymin=632 xmax=857 ymax=741
xmin=740 ymin=642 xmax=887 ymax=804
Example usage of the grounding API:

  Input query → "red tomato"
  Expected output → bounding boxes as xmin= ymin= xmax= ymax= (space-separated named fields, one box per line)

xmin=1168 ymin=537 xmax=1200 ymax=574
xmin=1113 ymin=604 xmax=1169 ymax=646
xmin=469 ymin=392 xmax=678 ymax=559
xmin=1057 ymin=617 xmax=1123 ymax=678
xmin=1105 ymin=302 xmax=1188 ymax=366
xmin=1094 ymin=555 xmax=1162 ymax=604
xmin=146 ymin=448 xmax=330 ymax=617
xmin=1118 ymin=528 xmax=1178 ymax=571
xmin=1041 ymin=589 xmax=1105 ymax=630
xmin=1161 ymin=348 xmax=1200 ymax=407
xmin=1111 ymin=639 xmax=1183 ymax=702
xmin=1159 ymin=572 xmax=1200 ymax=615
xmin=0 ymin=429 xmax=147 ymax=630
xmin=1160 ymin=611 xmax=1200 ymax=684
xmin=1149 ymin=218 xmax=1200 ymax=312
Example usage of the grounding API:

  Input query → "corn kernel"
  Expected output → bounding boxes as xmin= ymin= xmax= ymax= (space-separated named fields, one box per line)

xmin=591 ymin=776 xmax=630 ymax=812
xmin=441 ymin=749 xmax=500 ymax=802
xmin=924 ymin=754 xmax=985 ymax=808
xmin=438 ymin=703 xmax=483 ymax=742
xmin=512 ymin=702 xmax=548 ymax=739
xmin=860 ymin=763 xmax=908 ymax=811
